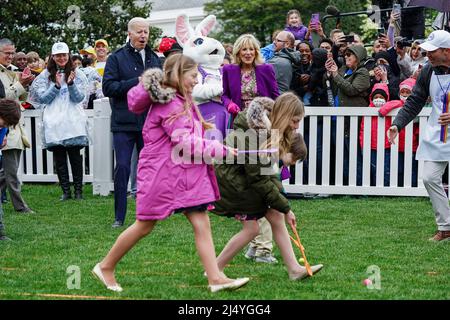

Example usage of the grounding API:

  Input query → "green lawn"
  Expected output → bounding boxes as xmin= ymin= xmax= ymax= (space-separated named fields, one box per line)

xmin=0 ymin=184 xmax=448 ymax=300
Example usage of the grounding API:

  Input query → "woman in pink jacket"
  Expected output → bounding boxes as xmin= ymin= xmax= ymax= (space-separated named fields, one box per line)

xmin=92 ymin=54 xmax=249 ymax=293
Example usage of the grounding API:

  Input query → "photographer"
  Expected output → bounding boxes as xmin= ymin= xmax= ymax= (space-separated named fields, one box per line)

xmin=325 ymin=45 xmax=370 ymax=184
xmin=371 ymin=51 xmax=401 ymax=100
xmin=329 ymin=29 xmax=346 ymax=68
xmin=409 ymin=40 xmax=428 ymax=78
xmin=395 ymin=38 xmax=414 ymax=80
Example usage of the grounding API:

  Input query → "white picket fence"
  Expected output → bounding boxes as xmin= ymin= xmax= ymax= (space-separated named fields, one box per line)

xmin=285 ymin=107 xmax=448 ymax=198
xmin=18 ymin=109 xmax=95 ymax=182
xmin=17 ymin=98 xmax=449 ymax=199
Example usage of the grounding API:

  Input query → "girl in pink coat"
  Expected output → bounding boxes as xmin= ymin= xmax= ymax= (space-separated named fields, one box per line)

xmin=92 ymin=54 xmax=249 ymax=293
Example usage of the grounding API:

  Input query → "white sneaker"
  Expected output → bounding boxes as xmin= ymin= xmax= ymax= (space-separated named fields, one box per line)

xmin=208 ymin=277 xmax=250 ymax=293
xmin=244 ymin=246 xmax=256 ymax=260
xmin=254 ymin=253 xmax=278 ymax=264
xmin=92 ymin=263 xmax=123 ymax=292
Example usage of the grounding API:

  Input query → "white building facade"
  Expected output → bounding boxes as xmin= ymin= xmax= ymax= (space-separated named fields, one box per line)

xmin=145 ymin=0 xmax=210 ymax=37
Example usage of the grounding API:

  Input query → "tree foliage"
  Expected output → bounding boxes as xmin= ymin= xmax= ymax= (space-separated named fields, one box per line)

xmin=324 ymin=0 xmax=371 ymax=37
xmin=0 ymin=0 xmax=162 ymax=56
xmin=205 ymin=0 xmax=330 ymax=46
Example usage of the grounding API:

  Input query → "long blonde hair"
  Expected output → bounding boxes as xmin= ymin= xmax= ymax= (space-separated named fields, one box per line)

xmin=269 ymin=92 xmax=305 ymax=156
xmin=163 ymin=54 xmax=213 ymax=130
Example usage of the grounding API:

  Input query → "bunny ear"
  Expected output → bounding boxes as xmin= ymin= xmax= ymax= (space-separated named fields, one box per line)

xmin=195 ymin=15 xmax=216 ymax=37
xmin=175 ymin=14 xmax=195 ymax=47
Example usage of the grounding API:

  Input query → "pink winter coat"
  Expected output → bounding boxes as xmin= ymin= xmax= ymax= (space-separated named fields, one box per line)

xmin=127 ymin=75 xmax=227 ymax=221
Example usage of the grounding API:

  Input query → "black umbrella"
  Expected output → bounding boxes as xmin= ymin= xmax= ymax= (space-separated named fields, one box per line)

xmin=408 ymin=0 xmax=450 ymax=12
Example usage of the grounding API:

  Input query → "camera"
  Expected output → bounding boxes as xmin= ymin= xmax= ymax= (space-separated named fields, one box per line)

xmin=396 ymin=38 xmax=413 ymax=49
xmin=339 ymin=35 xmax=355 ymax=43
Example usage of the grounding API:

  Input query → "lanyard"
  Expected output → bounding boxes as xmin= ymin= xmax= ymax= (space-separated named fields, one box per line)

xmin=436 ymin=73 xmax=450 ymax=143
xmin=435 ymin=73 xmax=450 ymax=104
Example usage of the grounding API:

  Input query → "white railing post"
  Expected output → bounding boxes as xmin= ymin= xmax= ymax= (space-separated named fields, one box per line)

xmin=92 ymin=98 xmax=113 ymax=196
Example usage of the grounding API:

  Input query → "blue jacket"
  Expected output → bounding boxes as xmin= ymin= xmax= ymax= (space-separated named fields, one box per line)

xmin=102 ymin=42 xmax=162 ymax=132
xmin=261 ymin=43 xmax=275 ymax=62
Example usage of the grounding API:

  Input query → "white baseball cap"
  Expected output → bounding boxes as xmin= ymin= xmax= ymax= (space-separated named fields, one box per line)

xmin=52 ymin=42 xmax=70 ymax=55
xmin=419 ymin=30 xmax=450 ymax=52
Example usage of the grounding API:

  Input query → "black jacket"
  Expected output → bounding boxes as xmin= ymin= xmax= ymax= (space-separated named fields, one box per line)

xmin=102 ymin=42 xmax=161 ymax=132
xmin=392 ymin=63 xmax=450 ymax=130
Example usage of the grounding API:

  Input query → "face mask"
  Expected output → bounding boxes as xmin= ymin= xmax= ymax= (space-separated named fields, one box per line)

xmin=373 ymin=98 xmax=386 ymax=108
xmin=400 ymin=95 xmax=408 ymax=103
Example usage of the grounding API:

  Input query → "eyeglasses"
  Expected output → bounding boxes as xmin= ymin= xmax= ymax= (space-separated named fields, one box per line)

xmin=275 ymin=39 xmax=288 ymax=43
xmin=0 ymin=51 xmax=15 ymax=56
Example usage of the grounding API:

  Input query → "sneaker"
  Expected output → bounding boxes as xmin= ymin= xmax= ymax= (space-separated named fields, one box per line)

xmin=0 ymin=235 xmax=12 ymax=241
xmin=313 ymin=194 xmax=332 ymax=199
xmin=244 ymin=246 xmax=256 ymax=260
xmin=429 ymin=230 xmax=450 ymax=242
xmin=254 ymin=253 xmax=278 ymax=264
xmin=303 ymin=192 xmax=318 ymax=199
xmin=111 ymin=220 xmax=124 ymax=228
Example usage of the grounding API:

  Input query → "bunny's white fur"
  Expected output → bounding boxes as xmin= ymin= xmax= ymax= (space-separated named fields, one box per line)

xmin=175 ymin=14 xmax=225 ymax=104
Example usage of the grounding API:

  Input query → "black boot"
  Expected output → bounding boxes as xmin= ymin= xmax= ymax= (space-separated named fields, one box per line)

xmin=69 ymin=147 xmax=84 ymax=200
xmin=54 ymin=147 xmax=72 ymax=201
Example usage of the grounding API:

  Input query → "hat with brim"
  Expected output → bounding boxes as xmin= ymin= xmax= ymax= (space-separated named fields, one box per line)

xmin=52 ymin=42 xmax=70 ymax=55
xmin=79 ymin=47 xmax=97 ymax=58
xmin=95 ymin=39 xmax=109 ymax=48
xmin=419 ymin=30 xmax=450 ymax=52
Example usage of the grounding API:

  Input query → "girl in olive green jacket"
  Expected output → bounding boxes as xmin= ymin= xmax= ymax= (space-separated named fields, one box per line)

xmin=212 ymin=92 xmax=323 ymax=280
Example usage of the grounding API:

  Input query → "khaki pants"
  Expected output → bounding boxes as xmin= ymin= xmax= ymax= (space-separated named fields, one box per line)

xmin=422 ymin=161 xmax=450 ymax=231
xmin=0 ymin=149 xmax=30 ymax=212
xmin=249 ymin=217 xmax=273 ymax=256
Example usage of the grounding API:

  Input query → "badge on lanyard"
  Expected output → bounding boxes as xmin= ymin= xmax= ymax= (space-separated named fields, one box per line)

xmin=441 ymin=91 xmax=449 ymax=143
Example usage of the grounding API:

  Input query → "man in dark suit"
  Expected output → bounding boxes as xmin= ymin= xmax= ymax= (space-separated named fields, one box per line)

xmin=102 ymin=17 xmax=162 ymax=228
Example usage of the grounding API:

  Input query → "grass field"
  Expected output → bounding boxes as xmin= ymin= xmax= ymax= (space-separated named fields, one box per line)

xmin=0 ymin=184 xmax=448 ymax=300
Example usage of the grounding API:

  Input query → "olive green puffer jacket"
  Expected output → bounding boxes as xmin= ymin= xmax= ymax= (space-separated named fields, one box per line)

xmin=212 ymin=100 xmax=290 ymax=217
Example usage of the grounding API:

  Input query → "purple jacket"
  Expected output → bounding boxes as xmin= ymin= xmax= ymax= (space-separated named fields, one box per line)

xmin=221 ymin=64 xmax=280 ymax=109
xmin=127 ymin=82 xmax=226 ymax=220
xmin=285 ymin=25 xmax=308 ymax=41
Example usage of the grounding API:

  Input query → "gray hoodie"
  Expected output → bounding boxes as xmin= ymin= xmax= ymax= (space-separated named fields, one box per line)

xmin=268 ymin=48 xmax=301 ymax=94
